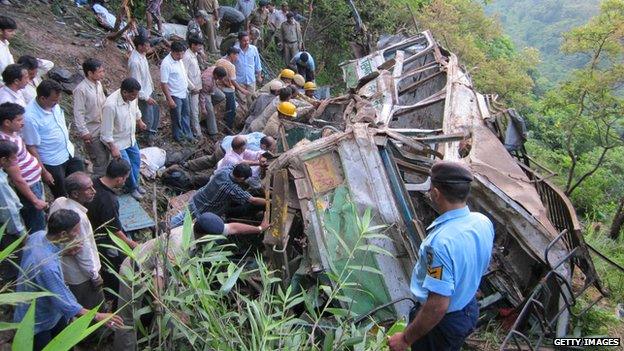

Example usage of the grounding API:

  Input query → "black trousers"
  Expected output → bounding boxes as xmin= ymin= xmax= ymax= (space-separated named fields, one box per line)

xmin=44 ymin=155 xmax=85 ymax=198
xmin=34 ymin=317 xmax=67 ymax=351
xmin=408 ymin=298 xmax=478 ymax=351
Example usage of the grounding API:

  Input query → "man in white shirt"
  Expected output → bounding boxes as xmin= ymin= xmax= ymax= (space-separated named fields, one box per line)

xmin=182 ymin=36 xmax=204 ymax=138
xmin=0 ymin=16 xmax=17 ymax=86
xmin=161 ymin=41 xmax=194 ymax=143
xmin=100 ymin=78 xmax=147 ymax=200
xmin=129 ymin=36 xmax=159 ymax=146
xmin=16 ymin=55 xmax=54 ymax=104
xmin=73 ymin=58 xmax=109 ymax=176
xmin=49 ymin=172 xmax=104 ymax=310
xmin=0 ymin=64 xmax=28 ymax=106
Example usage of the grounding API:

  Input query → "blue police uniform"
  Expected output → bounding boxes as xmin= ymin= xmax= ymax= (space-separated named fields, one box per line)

xmin=409 ymin=206 xmax=494 ymax=351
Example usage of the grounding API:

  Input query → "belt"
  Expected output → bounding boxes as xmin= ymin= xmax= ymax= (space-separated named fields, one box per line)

xmin=285 ymin=40 xmax=299 ymax=44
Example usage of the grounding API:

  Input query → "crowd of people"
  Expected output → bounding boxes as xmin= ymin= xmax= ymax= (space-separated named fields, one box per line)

xmin=0 ymin=1 xmax=495 ymax=350
xmin=0 ymin=2 xmax=321 ymax=348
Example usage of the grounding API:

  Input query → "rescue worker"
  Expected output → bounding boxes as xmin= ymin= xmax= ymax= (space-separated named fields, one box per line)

xmin=263 ymin=100 xmax=296 ymax=138
xmin=248 ymin=0 xmax=269 ymax=48
xmin=219 ymin=6 xmax=245 ymax=34
xmin=278 ymin=12 xmax=302 ymax=67
xmin=301 ymin=81 xmax=320 ymax=107
xmin=197 ymin=0 xmax=220 ymax=53
xmin=186 ymin=11 xmax=209 ymax=42
xmin=293 ymin=74 xmax=305 ymax=93
xmin=259 ymin=68 xmax=294 ymax=93
xmin=387 ymin=161 xmax=494 ymax=351
xmin=291 ymin=51 xmax=315 ymax=82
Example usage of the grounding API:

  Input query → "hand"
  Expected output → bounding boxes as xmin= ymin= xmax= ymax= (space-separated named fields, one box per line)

xmin=137 ymin=120 xmax=148 ymax=131
xmin=95 ymin=312 xmax=124 ymax=330
xmin=33 ymin=198 xmax=48 ymax=211
xmin=111 ymin=146 xmax=121 ymax=159
xmin=259 ymin=218 xmax=271 ymax=231
xmin=277 ymin=42 xmax=283 ymax=51
xmin=81 ymin=133 xmax=92 ymax=145
xmin=91 ymin=275 xmax=104 ymax=288
xmin=257 ymin=74 xmax=263 ymax=84
xmin=167 ymin=98 xmax=176 ymax=109
xmin=42 ymin=170 xmax=55 ymax=186
xmin=147 ymin=97 xmax=157 ymax=105
xmin=387 ymin=332 xmax=410 ymax=351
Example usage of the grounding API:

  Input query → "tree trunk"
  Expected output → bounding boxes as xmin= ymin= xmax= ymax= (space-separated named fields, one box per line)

xmin=609 ymin=196 xmax=624 ymax=240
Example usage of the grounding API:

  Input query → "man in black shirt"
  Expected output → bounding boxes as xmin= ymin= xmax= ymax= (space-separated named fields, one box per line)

xmin=87 ymin=158 xmax=138 ymax=303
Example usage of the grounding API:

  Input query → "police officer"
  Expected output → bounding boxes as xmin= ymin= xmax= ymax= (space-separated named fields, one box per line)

xmin=388 ymin=161 xmax=494 ymax=351
xmin=278 ymin=12 xmax=302 ymax=67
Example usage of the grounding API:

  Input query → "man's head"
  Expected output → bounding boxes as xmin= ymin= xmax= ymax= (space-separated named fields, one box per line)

xmin=299 ymin=52 xmax=309 ymax=63
xmin=0 ymin=16 xmax=17 ymax=42
xmin=288 ymin=84 xmax=299 ymax=97
xmin=0 ymin=102 xmax=25 ymax=133
xmin=193 ymin=212 xmax=225 ymax=239
xmin=231 ymin=135 xmax=247 ymax=154
xmin=120 ymin=77 xmax=141 ymax=102
xmin=260 ymin=136 xmax=276 ymax=153
xmin=0 ymin=139 xmax=18 ymax=169
xmin=195 ymin=10 xmax=209 ymax=26
xmin=238 ymin=31 xmax=250 ymax=50
xmin=2 ymin=64 xmax=29 ymax=90
xmin=277 ymin=101 xmax=297 ymax=118
xmin=83 ymin=58 xmax=105 ymax=82
xmin=47 ymin=209 xmax=82 ymax=256
xmin=17 ymin=55 xmax=39 ymax=80
xmin=281 ymin=3 xmax=289 ymax=12
xmin=188 ymin=35 xmax=204 ymax=54
xmin=303 ymin=81 xmax=316 ymax=97
xmin=286 ymin=12 xmax=295 ymax=23
xmin=104 ymin=158 xmax=131 ymax=188
xmin=269 ymin=79 xmax=283 ymax=94
xmin=293 ymin=74 xmax=305 ymax=88
xmin=36 ymin=80 xmax=63 ymax=110
xmin=231 ymin=163 xmax=252 ymax=184
xmin=133 ymin=35 xmax=151 ymax=54
xmin=213 ymin=66 xmax=227 ymax=82
xmin=226 ymin=46 xmax=240 ymax=62
xmin=428 ymin=161 xmax=473 ymax=210
xmin=170 ymin=41 xmax=187 ymax=60
xmin=66 ymin=171 xmax=96 ymax=205
xmin=279 ymin=68 xmax=294 ymax=84
xmin=267 ymin=2 xmax=275 ymax=12
xmin=278 ymin=87 xmax=291 ymax=102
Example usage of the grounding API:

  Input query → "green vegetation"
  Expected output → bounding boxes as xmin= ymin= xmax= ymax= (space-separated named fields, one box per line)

xmin=486 ymin=0 xmax=601 ymax=87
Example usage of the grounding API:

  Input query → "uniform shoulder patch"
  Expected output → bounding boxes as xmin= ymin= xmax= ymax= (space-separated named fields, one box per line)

xmin=425 ymin=246 xmax=443 ymax=280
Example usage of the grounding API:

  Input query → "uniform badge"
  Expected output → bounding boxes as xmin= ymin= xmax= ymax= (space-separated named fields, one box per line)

xmin=425 ymin=246 xmax=443 ymax=280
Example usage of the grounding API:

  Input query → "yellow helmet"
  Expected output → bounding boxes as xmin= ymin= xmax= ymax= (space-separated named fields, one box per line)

xmin=277 ymin=101 xmax=297 ymax=118
xmin=293 ymin=74 xmax=305 ymax=87
xmin=279 ymin=69 xmax=295 ymax=80
xmin=303 ymin=81 xmax=317 ymax=91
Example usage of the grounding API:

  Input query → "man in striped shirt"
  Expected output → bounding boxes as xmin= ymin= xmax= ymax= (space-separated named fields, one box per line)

xmin=169 ymin=163 xmax=266 ymax=228
xmin=0 ymin=102 xmax=47 ymax=232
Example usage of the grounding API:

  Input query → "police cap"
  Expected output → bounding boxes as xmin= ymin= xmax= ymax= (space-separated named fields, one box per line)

xmin=430 ymin=161 xmax=473 ymax=184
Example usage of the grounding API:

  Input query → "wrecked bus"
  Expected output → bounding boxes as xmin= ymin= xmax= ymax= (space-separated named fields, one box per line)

xmin=263 ymin=31 xmax=607 ymax=349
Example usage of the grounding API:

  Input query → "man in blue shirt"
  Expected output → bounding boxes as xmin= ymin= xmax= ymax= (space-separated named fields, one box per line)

xmin=23 ymin=80 xmax=84 ymax=198
xmin=234 ymin=31 xmax=263 ymax=94
xmin=14 ymin=209 xmax=123 ymax=351
xmin=388 ymin=161 xmax=494 ymax=351
xmin=290 ymin=51 xmax=315 ymax=82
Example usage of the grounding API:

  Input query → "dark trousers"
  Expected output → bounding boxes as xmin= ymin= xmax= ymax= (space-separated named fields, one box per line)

xmin=99 ymin=249 xmax=126 ymax=309
xmin=17 ymin=181 xmax=46 ymax=233
xmin=408 ymin=298 xmax=478 ymax=351
xmin=34 ymin=317 xmax=67 ymax=351
xmin=296 ymin=64 xmax=315 ymax=82
xmin=224 ymin=90 xmax=236 ymax=129
xmin=44 ymin=155 xmax=85 ymax=198
xmin=0 ymin=234 xmax=21 ymax=283
xmin=169 ymin=96 xmax=193 ymax=142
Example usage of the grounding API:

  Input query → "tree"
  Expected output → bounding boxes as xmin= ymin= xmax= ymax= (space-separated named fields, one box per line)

xmin=539 ymin=0 xmax=624 ymax=198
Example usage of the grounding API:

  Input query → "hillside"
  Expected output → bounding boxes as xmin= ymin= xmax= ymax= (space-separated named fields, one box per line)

xmin=486 ymin=0 xmax=600 ymax=87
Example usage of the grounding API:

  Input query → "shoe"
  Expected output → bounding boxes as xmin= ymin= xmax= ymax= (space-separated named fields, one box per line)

xmin=137 ymin=186 xmax=147 ymax=194
xmin=130 ymin=189 xmax=144 ymax=200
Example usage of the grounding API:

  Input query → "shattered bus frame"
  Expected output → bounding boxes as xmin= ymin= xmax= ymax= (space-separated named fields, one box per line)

xmin=263 ymin=31 xmax=607 ymax=348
